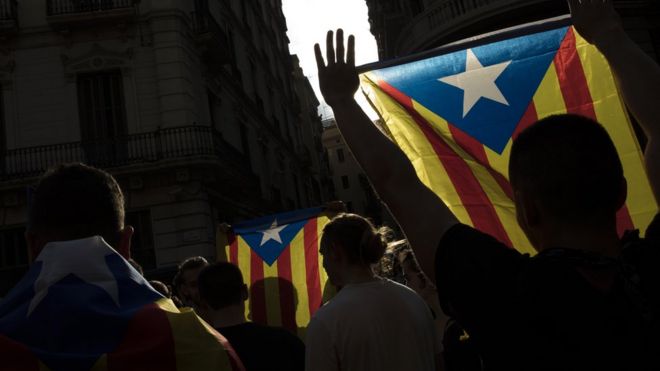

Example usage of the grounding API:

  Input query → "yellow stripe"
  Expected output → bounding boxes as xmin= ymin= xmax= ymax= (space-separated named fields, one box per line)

xmin=156 ymin=298 xmax=233 ymax=371
xmin=413 ymin=102 xmax=533 ymax=254
xmin=262 ymin=259 xmax=282 ymax=327
xmin=573 ymin=30 xmax=658 ymax=233
xmin=289 ymin=226 xmax=310 ymax=337
xmin=317 ymin=214 xmax=332 ymax=303
xmin=361 ymin=73 xmax=474 ymax=226
xmin=533 ymin=61 xmax=569 ymax=117
xmin=91 ymin=355 xmax=107 ymax=371
xmin=236 ymin=237 xmax=252 ymax=321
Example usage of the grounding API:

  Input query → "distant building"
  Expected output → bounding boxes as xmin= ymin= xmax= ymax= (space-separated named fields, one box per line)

xmin=0 ymin=0 xmax=328 ymax=294
xmin=322 ymin=118 xmax=386 ymax=224
xmin=365 ymin=0 xmax=660 ymax=60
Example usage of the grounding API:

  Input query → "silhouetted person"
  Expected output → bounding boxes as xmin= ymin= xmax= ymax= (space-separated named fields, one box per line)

xmin=248 ymin=277 xmax=301 ymax=335
xmin=199 ymin=262 xmax=305 ymax=371
xmin=0 ymin=163 xmax=243 ymax=370
xmin=173 ymin=256 xmax=209 ymax=309
xmin=314 ymin=1 xmax=659 ymax=369
xmin=149 ymin=280 xmax=171 ymax=298
xmin=306 ymin=213 xmax=441 ymax=371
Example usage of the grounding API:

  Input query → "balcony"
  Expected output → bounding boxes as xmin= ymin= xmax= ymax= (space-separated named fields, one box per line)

xmin=0 ymin=0 xmax=17 ymax=34
xmin=0 ymin=126 xmax=256 ymax=185
xmin=191 ymin=10 xmax=231 ymax=65
xmin=394 ymin=0 xmax=565 ymax=56
xmin=47 ymin=0 xmax=137 ymax=28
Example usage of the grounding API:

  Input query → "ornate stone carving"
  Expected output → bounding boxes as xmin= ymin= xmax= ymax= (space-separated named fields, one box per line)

xmin=61 ymin=43 xmax=133 ymax=79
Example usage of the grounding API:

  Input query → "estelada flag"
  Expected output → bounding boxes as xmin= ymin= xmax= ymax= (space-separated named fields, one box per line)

xmin=217 ymin=207 xmax=335 ymax=338
xmin=359 ymin=17 xmax=658 ymax=254
xmin=0 ymin=236 xmax=244 ymax=371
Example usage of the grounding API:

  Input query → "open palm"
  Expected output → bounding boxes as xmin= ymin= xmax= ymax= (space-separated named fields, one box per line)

xmin=314 ymin=30 xmax=360 ymax=108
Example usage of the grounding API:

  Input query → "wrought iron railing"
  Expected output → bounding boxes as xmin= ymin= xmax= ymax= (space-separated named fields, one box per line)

xmin=0 ymin=0 xmax=16 ymax=21
xmin=0 ymin=126 xmax=253 ymax=180
xmin=47 ymin=0 xmax=135 ymax=16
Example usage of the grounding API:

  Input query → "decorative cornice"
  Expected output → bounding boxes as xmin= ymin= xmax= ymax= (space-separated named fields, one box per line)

xmin=61 ymin=43 xmax=133 ymax=77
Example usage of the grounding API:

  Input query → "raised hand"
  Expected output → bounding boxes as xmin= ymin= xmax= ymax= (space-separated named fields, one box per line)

xmin=314 ymin=29 xmax=359 ymax=108
xmin=568 ymin=0 xmax=623 ymax=46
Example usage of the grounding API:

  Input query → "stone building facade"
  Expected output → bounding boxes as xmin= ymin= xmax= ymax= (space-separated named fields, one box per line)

xmin=0 ymin=0 xmax=329 ymax=294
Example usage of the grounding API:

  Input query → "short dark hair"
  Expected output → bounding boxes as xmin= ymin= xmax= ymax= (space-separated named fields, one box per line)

xmin=509 ymin=114 xmax=624 ymax=221
xmin=198 ymin=262 xmax=245 ymax=310
xmin=28 ymin=163 xmax=125 ymax=246
xmin=173 ymin=256 xmax=209 ymax=290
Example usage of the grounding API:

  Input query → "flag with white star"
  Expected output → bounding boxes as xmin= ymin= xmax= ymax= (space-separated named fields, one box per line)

xmin=359 ymin=19 xmax=657 ymax=253
xmin=217 ymin=207 xmax=336 ymax=338
xmin=0 ymin=237 xmax=244 ymax=371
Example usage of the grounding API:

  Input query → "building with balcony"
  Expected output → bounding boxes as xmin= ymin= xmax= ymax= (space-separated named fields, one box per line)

xmin=366 ymin=0 xmax=660 ymax=60
xmin=0 ymin=0 xmax=329 ymax=294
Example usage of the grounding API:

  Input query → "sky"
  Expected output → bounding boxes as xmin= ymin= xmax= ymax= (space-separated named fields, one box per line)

xmin=281 ymin=0 xmax=380 ymax=120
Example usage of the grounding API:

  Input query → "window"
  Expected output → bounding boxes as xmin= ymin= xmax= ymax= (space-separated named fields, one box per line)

xmin=125 ymin=210 xmax=156 ymax=271
xmin=77 ymin=70 xmax=127 ymax=164
xmin=0 ymin=226 xmax=29 ymax=297
xmin=341 ymin=175 xmax=350 ymax=189
xmin=337 ymin=148 xmax=345 ymax=163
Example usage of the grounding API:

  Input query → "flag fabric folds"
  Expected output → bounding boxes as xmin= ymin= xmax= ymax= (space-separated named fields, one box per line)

xmin=217 ymin=207 xmax=333 ymax=338
xmin=359 ymin=21 xmax=658 ymax=254
xmin=0 ymin=236 xmax=243 ymax=371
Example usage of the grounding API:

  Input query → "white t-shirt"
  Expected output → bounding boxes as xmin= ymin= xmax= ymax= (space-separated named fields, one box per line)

xmin=305 ymin=278 xmax=440 ymax=371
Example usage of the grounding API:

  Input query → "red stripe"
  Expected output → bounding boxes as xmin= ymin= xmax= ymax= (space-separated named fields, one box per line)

xmin=555 ymin=28 xmax=635 ymax=234
xmin=249 ymin=251 xmax=267 ymax=325
xmin=229 ymin=234 xmax=238 ymax=265
xmin=379 ymin=80 xmax=513 ymax=247
xmin=512 ymin=101 xmax=540 ymax=140
xmin=107 ymin=303 xmax=176 ymax=371
xmin=0 ymin=335 xmax=39 ymax=371
xmin=276 ymin=245 xmax=297 ymax=333
xmin=449 ymin=125 xmax=514 ymax=200
xmin=304 ymin=218 xmax=323 ymax=315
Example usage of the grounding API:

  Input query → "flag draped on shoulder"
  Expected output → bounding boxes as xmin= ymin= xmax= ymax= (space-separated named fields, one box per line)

xmin=359 ymin=19 xmax=658 ymax=254
xmin=217 ymin=207 xmax=334 ymax=337
xmin=0 ymin=236 xmax=244 ymax=371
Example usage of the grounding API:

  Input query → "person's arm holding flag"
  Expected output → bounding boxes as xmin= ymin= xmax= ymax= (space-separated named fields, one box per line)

xmin=314 ymin=30 xmax=458 ymax=283
xmin=570 ymin=0 xmax=660 ymax=202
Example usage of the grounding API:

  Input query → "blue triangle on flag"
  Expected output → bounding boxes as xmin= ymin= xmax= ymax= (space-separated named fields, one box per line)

xmin=233 ymin=207 xmax=323 ymax=266
xmin=375 ymin=27 xmax=569 ymax=154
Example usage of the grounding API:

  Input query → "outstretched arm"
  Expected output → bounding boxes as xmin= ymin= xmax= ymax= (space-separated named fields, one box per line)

xmin=314 ymin=30 xmax=458 ymax=281
xmin=570 ymin=0 xmax=660 ymax=202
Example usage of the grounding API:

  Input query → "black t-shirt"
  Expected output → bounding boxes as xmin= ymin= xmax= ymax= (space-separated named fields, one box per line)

xmin=436 ymin=217 xmax=660 ymax=371
xmin=217 ymin=322 xmax=305 ymax=371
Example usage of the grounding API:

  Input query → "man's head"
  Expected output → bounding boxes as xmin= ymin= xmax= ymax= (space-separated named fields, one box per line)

xmin=198 ymin=262 xmax=248 ymax=311
xmin=509 ymin=114 xmax=626 ymax=249
xmin=173 ymin=256 xmax=209 ymax=308
xmin=26 ymin=163 xmax=132 ymax=259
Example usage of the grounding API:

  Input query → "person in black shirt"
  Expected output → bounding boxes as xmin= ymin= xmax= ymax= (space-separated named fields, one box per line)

xmin=313 ymin=0 xmax=660 ymax=369
xmin=198 ymin=262 xmax=305 ymax=371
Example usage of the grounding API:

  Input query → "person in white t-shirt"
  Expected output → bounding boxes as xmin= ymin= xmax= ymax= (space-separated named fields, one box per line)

xmin=305 ymin=213 xmax=442 ymax=371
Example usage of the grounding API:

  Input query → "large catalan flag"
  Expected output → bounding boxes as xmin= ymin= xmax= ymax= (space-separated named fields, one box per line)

xmin=0 ymin=236 xmax=243 ymax=371
xmin=218 ymin=207 xmax=334 ymax=338
xmin=359 ymin=19 xmax=658 ymax=254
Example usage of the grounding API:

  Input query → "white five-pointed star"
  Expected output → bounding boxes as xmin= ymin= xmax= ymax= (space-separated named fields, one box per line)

xmin=259 ymin=220 xmax=287 ymax=246
xmin=28 ymin=236 xmax=120 ymax=316
xmin=439 ymin=49 xmax=512 ymax=118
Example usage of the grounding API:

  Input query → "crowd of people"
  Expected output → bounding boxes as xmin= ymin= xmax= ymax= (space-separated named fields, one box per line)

xmin=1 ymin=0 xmax=659 ymax=370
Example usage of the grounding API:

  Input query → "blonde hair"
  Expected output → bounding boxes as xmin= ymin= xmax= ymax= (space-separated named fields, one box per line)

xmin=321 ymin=213 xmax=392 ymax=265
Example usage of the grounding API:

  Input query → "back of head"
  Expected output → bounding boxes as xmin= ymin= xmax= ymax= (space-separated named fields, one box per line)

xmin=509 ymin=114 xmax=624 ymax=223
xmin=321 ymin=213 xmax=390 ymax=266
xmin=28 ymin=163 xmax=125 ymax=247
xmin=198 ymin=262 xmax=245 ymax=310
xmin=173 ymin=256 xmax=209 ymax=291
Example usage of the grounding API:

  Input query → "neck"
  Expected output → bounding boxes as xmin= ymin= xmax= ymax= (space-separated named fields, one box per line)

xmin=536 ymin=219 xmax=621 ymax=257
xmin=205 ymin=303 xmax=247 ymax=328
xmin=340 ymin=265 xmax=378 ymax=286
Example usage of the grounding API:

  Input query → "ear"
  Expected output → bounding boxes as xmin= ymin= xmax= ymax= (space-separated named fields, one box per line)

xmin=241 ymin=284 xmax=249 ymax=301
xmin=117 ymin=225 xmax=134 ymax=260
